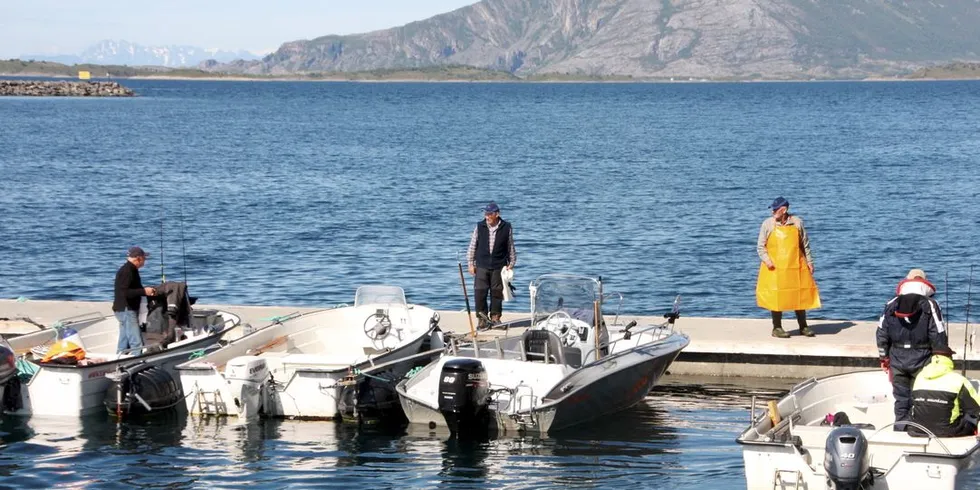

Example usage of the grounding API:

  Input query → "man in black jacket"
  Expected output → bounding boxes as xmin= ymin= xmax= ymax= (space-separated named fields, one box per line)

xmin=113 ymin=246 xmax=156 ymax=354
xmin=876 ymin=269 xmax=948 ymax=427
xmin=466 ymin=201 xmax=516 ymax=328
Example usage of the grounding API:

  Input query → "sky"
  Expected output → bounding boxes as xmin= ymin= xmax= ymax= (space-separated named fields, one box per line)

xmin=0 ymin=0 xmax=479 ymax=58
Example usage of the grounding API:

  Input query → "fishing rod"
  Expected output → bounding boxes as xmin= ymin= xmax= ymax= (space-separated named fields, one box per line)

xmin=159 ymin=216 xmax=166 ymax=283
xmin=962 ymin=265 xmax=974 ymax=376
xmin=179 ymin=206 xmax=188 ymax=286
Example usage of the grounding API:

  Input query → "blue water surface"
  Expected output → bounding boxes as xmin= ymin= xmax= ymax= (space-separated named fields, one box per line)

xmin=2 ymin=79 xmax=980 ymax=489
xmin=1 ymin=80 xmax=978 ymax=320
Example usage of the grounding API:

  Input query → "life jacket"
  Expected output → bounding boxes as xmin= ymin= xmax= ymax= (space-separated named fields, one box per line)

xmin=909 ymin=355 xmax=980 ymax=437
xmin=40 ymin=327 xmax=86 ymax=364
xmin=896 ymin=277 xmax=936 ymax=297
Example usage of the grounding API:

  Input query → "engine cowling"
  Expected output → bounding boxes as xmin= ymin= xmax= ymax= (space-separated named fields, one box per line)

xmin=438 ymin=358 xmax=490 ymax=434
xmin=823 ymin=426 xmax=871 ymax=490
xmin=225 ymin=356 xmax=268 ymax=420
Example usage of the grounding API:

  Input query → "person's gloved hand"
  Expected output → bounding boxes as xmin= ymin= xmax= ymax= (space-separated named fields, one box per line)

xmin=880 ymin=357 xmax=890 ymax=373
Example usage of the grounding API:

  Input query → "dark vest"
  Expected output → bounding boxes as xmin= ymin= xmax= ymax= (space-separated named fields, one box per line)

xmin=475 ymin=219 xmax=512 ymax=270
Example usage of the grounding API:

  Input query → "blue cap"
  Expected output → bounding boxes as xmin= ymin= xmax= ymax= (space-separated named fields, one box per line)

xmin=769 ymin=197 xmax=789 ymax=210
xmin=483 ymin=201 xmax=500 ymax=213
xmin=127 ymin=246 xmax=149 ymax=258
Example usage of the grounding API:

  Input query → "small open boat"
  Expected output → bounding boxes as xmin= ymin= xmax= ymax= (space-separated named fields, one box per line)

xmin=736 ymin=370 xmax=980 ymax=490
xmin=0 ymin=283 xmax=239 ymax=417
xmin=396 ymin=274 xmax=689 ymax=436
xmin=176 ymin=285 xmax=443 ymax=421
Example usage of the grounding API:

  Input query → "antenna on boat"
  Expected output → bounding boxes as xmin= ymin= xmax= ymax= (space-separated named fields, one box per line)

xmin=159 ymin=215 xmax=166 ymax=284
xmin=962 ymin=265 xmax=974 ymax=376
xmin=179 ymin=205 xmax=188 ymax=286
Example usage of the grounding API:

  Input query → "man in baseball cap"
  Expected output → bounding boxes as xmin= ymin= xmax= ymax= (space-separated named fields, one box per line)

xmin=113 ymin=246 xmax=156 ymax=354
xmin=466 ymin=201 xmax=517 ymax=329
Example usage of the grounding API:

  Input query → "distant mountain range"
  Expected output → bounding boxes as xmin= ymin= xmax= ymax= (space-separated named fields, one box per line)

xmin=22 ymin=40 xmax=261 ymax=68
xmin=202 ymin=0 xmax=980 ymax=79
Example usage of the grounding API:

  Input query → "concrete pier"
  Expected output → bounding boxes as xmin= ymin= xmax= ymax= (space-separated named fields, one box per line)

xmin=3 ymin=299 xmax=976 ymax=378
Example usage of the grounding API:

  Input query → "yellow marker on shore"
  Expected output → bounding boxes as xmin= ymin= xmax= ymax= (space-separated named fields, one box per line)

xmin=78 ymin=71 xmax=91 ymax=80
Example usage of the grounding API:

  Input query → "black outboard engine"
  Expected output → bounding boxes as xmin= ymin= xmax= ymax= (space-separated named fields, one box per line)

xmin=1 ymin=344 xmax=23 ymax=412
xmin=0 ymin=344 xmax=15 ymax=386
xmin=823 ymin=426 xmax=871 ymax=490
xmin=105 ymin=362 xmax=183 ymax=418
xmin=438 ymin=359 xmax=490 ymax=435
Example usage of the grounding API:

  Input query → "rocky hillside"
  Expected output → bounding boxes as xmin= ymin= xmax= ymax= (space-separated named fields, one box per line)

xmin=205 ymin=0 xmax=980 ymax=79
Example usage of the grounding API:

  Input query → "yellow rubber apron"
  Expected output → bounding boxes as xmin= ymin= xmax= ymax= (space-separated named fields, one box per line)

xmin=756 ymin=224 xmax=821 ymax=311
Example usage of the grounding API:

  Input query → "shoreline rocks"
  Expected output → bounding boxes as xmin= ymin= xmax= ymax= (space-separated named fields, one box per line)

xmin=0 ymin=80 xmax=135 ymax=97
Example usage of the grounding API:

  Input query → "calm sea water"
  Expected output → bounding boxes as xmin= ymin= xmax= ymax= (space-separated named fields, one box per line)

xmin=1 ymin=79 xmax=979 ymax=320
xmin=2 ymin=80 xmax=980 ymax=488
xmin=0 ymin=377 xmax=789 ymax=489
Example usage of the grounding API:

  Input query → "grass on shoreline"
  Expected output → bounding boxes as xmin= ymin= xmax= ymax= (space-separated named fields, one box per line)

xmin=4 ymin=59 xmax=980 ymax=83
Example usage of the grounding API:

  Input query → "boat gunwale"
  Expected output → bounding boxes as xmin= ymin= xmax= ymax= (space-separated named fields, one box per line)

xmin=21 ymin=312 xmax=240 ymax=372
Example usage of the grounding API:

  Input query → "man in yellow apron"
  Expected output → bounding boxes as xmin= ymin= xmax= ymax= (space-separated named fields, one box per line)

xmin=756 ymin=197 xmax=821 ymax=338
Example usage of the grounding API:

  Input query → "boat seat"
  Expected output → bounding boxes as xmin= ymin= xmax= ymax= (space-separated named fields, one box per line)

xmin=279 ymin=353 xmax=361 ymax=370
xmin=522 ymin=330 xmax=565 ymax=365
xmin=563 ymin=347 xmax=582 ymax=368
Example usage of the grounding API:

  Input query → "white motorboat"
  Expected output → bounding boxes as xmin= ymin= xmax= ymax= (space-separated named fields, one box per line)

xmin=176 ymin=285 xmax=444 ymax=421
xmin=736 ymin=370 xmax=980 ymax=490
xmin=396 ymin=274 xmax=690 ymax=435
xmin=0 ymin=291 xmax=239 ymax=417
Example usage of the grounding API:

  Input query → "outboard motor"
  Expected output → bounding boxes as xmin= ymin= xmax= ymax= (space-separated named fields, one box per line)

xmin=105 ymin=362 xmax=183 ymax=418
xmin=438 ymin=358 xmax=490 ymax=435
xmin=1 ymin=343 xmax=25 ymax=412
xmin=0 ymin=344 xmax=15 ymax=386
xmin=823 ymin=426 xmax=872 ymax=490
xmin=225 ymin=356 xmax=269 ymax=421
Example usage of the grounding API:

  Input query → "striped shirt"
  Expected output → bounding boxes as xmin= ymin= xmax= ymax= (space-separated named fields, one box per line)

xmin=757 ymin=214 xmax=813 ymax=266
xmin=467 ymin=221 xmax=517 ymax=269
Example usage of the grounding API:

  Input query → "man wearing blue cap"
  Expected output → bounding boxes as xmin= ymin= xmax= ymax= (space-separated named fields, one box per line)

xmin=756 ymin=197 xmax=821 ymax=338
xmin=467 ymin=201 xmax=517 ymax=328
xmin=113 ymin=246 xmax=157 ymax=354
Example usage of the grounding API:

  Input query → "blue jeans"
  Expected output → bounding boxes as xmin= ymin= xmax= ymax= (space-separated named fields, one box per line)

xmin=115 ymin=310 xmax=143 ymax=354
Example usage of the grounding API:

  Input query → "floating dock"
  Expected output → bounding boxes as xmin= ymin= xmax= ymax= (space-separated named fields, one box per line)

xmin=2 ymin=299 xmax=976 ymax=378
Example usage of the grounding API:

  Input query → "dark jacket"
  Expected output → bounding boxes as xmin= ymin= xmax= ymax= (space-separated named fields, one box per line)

xmin=474 ymin=219 xmax=513 ymax=270
xmin=113 ymin=261 xmax=146 ymax=312
xmin=909 ymin=355 xmax=980 ymax=437
xmin=876 ymin=293 xmax=947 ymax=372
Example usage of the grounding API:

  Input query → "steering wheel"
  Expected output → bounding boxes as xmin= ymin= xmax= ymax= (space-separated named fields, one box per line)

xmin=363 ymin=310 xmax=392 ymax=341
xmin=542 ymin=311 xmax=578 ymax=347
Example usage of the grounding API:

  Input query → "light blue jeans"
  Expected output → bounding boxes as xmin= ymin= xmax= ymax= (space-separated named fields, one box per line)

xmin=115 ymin=310 xmax=143 ymax=354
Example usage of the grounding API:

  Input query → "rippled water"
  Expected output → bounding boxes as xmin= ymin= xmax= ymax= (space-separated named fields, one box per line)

xmin=1 ymin=80 xmax=979 ymax=321
xmin=0 ymin=377 xmax=786 ymax=489
xmin=2 ymin=80 xmax=980 ymax=488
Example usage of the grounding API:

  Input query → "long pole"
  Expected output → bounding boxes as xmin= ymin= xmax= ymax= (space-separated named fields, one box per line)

xmin=159 ymin=217 xmax=166 ymax=283
xmin=963 ymin=265 xmax=974 ymax=376
xmin=458 ymin=262 xmax=476 ymax=339
xmin=179 ymin=206 xmax=188 ymax=285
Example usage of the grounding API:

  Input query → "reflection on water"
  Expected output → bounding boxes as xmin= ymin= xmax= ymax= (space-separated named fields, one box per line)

xmin=1 ymin=376 xmax=977 ymax=488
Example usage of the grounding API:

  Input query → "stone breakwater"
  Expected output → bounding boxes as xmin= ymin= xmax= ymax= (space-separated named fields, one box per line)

xmin=0 ymin=80 xmax=135 ymax=97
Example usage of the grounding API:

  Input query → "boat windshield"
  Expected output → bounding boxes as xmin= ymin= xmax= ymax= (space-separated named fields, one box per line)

xmin=530 ymin=274 xmax=601 ymax=325
xmin=354 ymin=285 xmax=408 ymax=307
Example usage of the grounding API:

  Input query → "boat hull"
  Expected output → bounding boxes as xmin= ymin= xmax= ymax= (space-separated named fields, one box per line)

xmin=398 ymin=333 xmax=688 ymax=435
xmin=2 ymin=331 xmax=232 ymax=417
xmin=181 ymin=326 xmax=441 ymax=421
